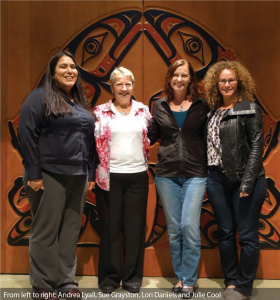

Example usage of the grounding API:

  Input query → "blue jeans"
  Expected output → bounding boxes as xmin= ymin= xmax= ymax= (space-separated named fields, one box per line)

xmin=207 ymin=170 xmax=267 ymax=296
xmin=154 ymin=176 xmax=207 ymax=286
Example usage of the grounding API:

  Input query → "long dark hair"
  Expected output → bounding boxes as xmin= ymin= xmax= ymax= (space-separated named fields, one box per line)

xmin=44 ymin=51 xmax=92 ymax=117
xmin=163 ymin=59 xmax=201 ymax=102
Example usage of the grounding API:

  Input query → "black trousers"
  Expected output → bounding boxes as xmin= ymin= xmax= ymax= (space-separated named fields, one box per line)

xmin=207 ymin=170 xmax=267 ymax=296
xmin=95 ymin=171 xmax=149 ymax=288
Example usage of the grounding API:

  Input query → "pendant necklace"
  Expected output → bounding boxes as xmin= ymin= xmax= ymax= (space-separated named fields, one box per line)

xmin=114 ymin=102 xmax=130 ymax=115
xmin=174 ymin=99 xmax=185 ymax=112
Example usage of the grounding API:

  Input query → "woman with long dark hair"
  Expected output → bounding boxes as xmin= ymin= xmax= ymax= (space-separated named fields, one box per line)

xmin=19 ymin=51 xmax=95 ymax=300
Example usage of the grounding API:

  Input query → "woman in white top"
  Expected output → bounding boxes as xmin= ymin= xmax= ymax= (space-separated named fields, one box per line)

xmin=94 ymin=67 xmax=151 ymax=294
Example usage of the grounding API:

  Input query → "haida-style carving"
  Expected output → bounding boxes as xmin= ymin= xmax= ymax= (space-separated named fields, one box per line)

xmin=8 ymin=8 xmax=280 ymax=250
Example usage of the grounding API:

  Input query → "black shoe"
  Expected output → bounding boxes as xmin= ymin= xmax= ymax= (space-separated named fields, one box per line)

xmin=172 ymin=286 xmax=183 ymax=294
xmin=101 ymin=285 xmax=116 ymax=294
xmin=181 ymin=287 xmax=194 ymax=299
xmin=122 ymin=284 xmax=140 ymax=293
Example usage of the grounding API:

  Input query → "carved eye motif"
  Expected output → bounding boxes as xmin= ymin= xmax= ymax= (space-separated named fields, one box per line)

xmin=178 ymin=31 xmax=205 ymax=65
xmin=82 ymin=32 xmax=108 ymax=65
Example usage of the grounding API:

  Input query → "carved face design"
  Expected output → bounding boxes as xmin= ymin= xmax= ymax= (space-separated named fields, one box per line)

xmin=8 ymin=8 xmax=280 ymax=250
xmin=60 ymin=10 xmax=143 ymax=106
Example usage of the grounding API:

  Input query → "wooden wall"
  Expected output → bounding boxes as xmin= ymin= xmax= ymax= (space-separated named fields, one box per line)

xmin=1 ymin=1 xmax=280 ymax=279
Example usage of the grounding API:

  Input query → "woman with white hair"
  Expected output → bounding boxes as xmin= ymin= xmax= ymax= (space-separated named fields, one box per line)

xmin=94 ymin=67 xmax=151 ymax=294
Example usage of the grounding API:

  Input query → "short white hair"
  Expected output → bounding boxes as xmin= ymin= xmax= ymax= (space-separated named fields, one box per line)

xmin=110 ymin=67 xmax=135 ymax=87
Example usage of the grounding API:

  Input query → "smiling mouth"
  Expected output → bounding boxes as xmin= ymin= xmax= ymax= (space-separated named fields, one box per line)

xmin=119 ymin=93 xmax=129 ymax=96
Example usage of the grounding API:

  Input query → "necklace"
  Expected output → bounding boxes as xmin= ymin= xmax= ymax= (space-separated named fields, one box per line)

xmin=173 ymin=99 xmax=185 ymax=112
xmin=114 ymin=103 xmax=130 ymax=115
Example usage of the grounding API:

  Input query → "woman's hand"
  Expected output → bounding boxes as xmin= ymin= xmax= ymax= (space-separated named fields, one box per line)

xmin=240 ymin=191 xmax=249 ymax=197
xmin=28 ymin=179 xmax=44 ymax=191
xmin=88 ymin=181 xmax=95 ymax=191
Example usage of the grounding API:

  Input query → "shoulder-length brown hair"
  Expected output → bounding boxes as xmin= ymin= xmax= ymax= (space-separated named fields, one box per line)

xmin=203 ymin=61 xmax=255 ymax=109
xmin=163 ymin=59 xmax=201 ymax=102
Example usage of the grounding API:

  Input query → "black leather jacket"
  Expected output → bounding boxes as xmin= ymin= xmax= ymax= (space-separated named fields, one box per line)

xmin=207 ymin=99 xmax=265 ymax=194
xmin=148 ymin=97 xmax=209 ymax=178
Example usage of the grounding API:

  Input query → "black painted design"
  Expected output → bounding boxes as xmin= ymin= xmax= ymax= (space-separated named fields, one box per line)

xmin=82 ymin=32 xmax=108 ymax=65
xmin=7 ymin=8 xmax=280 ymax=250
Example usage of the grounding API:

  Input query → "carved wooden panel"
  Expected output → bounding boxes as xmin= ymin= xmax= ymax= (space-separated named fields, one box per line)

xmin=2 ymin=1 xmax=280 ymax=278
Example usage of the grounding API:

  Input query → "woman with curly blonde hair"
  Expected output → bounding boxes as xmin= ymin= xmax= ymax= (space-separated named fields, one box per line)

xmin=204 ymin=61 xmax=266 ymax=300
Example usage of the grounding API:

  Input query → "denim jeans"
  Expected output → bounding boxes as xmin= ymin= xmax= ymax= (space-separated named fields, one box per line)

xmin=207 ymin=170 xmax=267 ymax=296
xmin=154 ymin=176 xmax=207 ymax=286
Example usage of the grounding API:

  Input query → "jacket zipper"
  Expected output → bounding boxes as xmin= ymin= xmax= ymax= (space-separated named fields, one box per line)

xmin=164 ymin=100 xmax=201 ymax=176
xmin=179 ymin=127 xmax=183 ymax=176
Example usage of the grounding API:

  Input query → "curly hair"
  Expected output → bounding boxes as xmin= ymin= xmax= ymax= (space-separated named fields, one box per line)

xmin=203 ymin=61 xmax=255 ymax=109
xmin=163 ymin=59 xmax=201 ymax=102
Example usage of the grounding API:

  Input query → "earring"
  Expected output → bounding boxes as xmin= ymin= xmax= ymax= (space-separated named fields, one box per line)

xmin=112 ymin=92 xmax=114 ymax=96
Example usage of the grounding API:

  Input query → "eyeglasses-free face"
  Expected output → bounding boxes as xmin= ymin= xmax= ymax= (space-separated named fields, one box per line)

xmin=111 ymin=74 xmax=134 ymax=105
xmin=53 ymin=55 xmax=78 ymax=94
xmin=218 ymin=69 xmax=238 ymax=99
xmin=170 ymin=64 xmax=191 ymax=93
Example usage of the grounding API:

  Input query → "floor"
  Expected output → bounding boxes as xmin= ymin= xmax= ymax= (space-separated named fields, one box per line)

xmin=1 ymin=275 xmax=279 ymax=299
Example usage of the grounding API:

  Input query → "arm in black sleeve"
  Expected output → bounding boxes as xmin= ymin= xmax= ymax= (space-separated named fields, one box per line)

xmin=148 ymin=101 xmax=161 ymax=146
xmin=201 ymin=98 xmax=210 ymax=141
xmin=88 ymin=130 xmax=96 ymax=182
xmin=18 ymin=88 xmax=45 ymax=180
xmin=240 ymin=104 xmax=264 ymax=194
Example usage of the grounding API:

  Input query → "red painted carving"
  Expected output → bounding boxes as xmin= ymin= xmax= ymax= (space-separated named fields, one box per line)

xmin=162 ymin=18 xmax=184 ymax=33
xmin=114 ymin=23 xmax=142 ymax=58
xmin=102 ymin=18 xmax=124 ymax=34
xmin=144 ymin=22 xmax=172 ymax=58
xmin=90 ymin=52 xmax=116 ymax=76
xmin=269 ymin=230 xmax=280 ymax=242
xmin=83 ymin=84 xmax=95 ymax=98
xmin=217 ymin=47 xmax=237 ymax=62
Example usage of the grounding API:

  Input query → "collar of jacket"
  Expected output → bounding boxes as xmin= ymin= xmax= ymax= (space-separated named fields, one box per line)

xmin=101 ymin=99 xmax=146 ymax=115
xmin=159 ymin=97 xmax=204 ymax=109
xmin=207 ymin=98 xmax=256 ymax=118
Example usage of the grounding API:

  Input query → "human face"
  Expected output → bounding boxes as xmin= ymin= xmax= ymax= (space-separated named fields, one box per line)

xmin=53 ymin=55 xmax=78 ymax=93
xmin=170 ymin=64 xmax=191 ymax=93
xmin=111 ymin=74 xmax=133 ymax=104
xmin=218 ymin=69 xmax=238 ymax=99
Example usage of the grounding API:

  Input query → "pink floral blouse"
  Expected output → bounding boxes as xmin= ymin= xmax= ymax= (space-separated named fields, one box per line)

xmin=94 ymin=99 xmax=152 ymax=191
